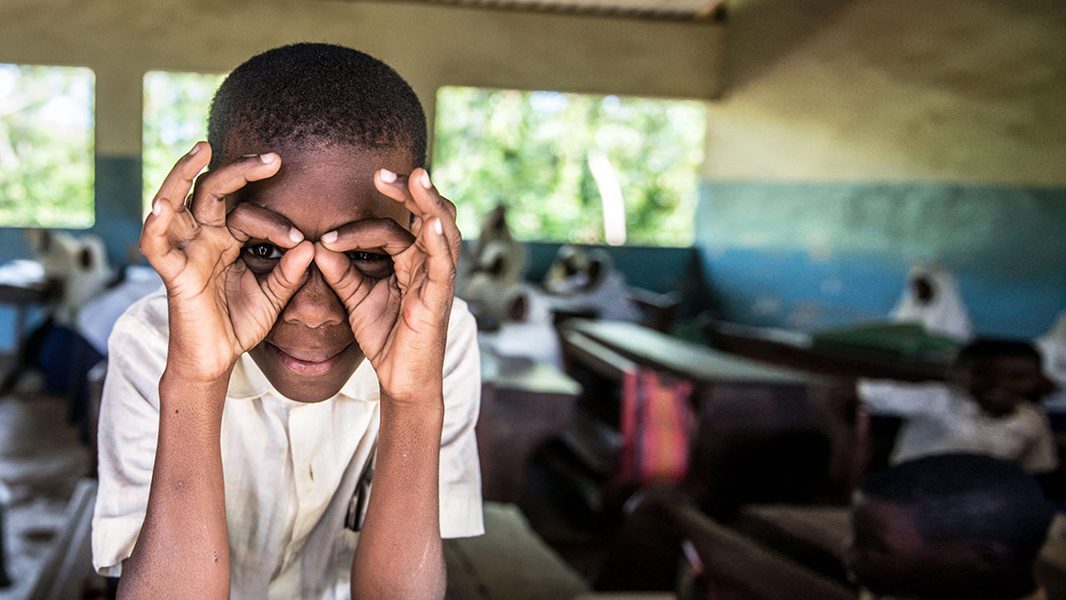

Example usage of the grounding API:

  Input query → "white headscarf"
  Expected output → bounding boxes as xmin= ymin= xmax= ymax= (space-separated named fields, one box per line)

xmin=891 ymin=263 xmax=973 ymax=341
xmin=1038 ymin=311 xmax=1066 ymax=388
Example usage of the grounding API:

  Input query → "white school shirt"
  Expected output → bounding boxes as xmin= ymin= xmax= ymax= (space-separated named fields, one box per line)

xmin=858 ymin=380 xmax=1057 ymax=473
xmin=92 ymin=288 xmax=484 ymax=599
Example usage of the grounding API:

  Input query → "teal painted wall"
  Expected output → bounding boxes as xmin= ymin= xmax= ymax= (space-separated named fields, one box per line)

xmin=696 ymin=181 xmax=1066 ymax=338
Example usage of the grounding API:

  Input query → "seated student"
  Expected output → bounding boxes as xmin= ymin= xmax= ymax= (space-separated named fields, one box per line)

xmin=478 ymin=283 xmax=563 ymax=369
xmin=846 ymin=453 xmax=1055 ymax=600
xmin=891 ymin=262 xmax=973 ymax=342
xmin=542 ymin=244 xmax=591 ymax=296
xmin=858 ymin=339 xmax=1058 ymax=474
xmin=542 ymin=246 xmax=639 ymax=322
xmin=469 ymin=204 xmax=526 ymax=288
xmin=1037 ymin=311 xmax=1066 ymax=407
xmin=457 ymin=206 xmax=527 ymax=329
xmin=91 ymin=44 xmax=482 ymax=599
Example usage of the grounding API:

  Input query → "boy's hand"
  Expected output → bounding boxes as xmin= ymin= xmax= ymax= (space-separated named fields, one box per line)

xmin=141 ymin=142 xmax=314 ymax=383
xmin=314 ymin=168 xmax=460 ymax=404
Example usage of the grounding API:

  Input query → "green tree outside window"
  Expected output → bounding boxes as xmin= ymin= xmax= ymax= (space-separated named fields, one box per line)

xmin=432 ymin=87 xmax=705 ymax=247
xmin=142 ymin=71 xmax=226 ymax=213
xmin=0 ymin=64 xmax=95 ymax=228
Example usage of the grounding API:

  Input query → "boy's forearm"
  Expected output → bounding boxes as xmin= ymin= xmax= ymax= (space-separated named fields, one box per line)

xmin=352 ymin=393 xmax=446 ymax=599
xmin=118 ymin=371 xmax=231 ymax=600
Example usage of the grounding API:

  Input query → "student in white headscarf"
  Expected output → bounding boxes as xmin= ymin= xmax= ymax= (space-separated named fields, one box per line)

xmin=457 ymin=206 xmax=528 ymax=328
xmin=1037 ymin=311 xmax=1066 ymax=407
xmin=479 ymin=284 xmax=563 ymax=369
xmin=891 ymin=262 xmax=973 ymax=341
xmin=543 ymin=247 xmax=639 ymax=322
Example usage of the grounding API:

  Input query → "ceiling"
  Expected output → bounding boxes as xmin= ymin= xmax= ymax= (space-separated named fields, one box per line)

xmin=379 ymin=0 xmax=728 ymax=21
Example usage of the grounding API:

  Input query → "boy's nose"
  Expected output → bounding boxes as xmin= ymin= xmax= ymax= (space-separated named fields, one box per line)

xmin=281 ymin=266 xmax=346 ymax=329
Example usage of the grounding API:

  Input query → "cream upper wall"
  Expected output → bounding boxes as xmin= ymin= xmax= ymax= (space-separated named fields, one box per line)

xmin=705 ymin=0 xmax=1066 ymax=186
xmin=0 ymin=0 xmax=723 ymax=155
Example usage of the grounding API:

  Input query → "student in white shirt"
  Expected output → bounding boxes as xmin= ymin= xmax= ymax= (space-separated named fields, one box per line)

xmin=858 ymin=339 xmax=1057 ymax=474
xmin=92 ymin=43 xmax=482 ymax=599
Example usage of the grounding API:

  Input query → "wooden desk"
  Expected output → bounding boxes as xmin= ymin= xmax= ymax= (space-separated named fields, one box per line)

xmin=562 ymin=320 xmax=861 ymax=506
xmin=705 ymin=320 xmax=950 ymax=382
xmin=566 ymin=319 xmax=817 ymax=386
xmin=443 ymin=502 xmax=588 ymax=600
xmin=477 ymin=349 xmax=582 ymax=502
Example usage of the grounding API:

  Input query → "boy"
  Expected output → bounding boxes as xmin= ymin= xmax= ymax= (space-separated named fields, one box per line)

xmin=846 ymin=453 xmax=1055 ymax=599
xmin=858 ymin=339 xmax=1057 ymax=474
xmin=91 ymin=44 xmax=482 ymax=599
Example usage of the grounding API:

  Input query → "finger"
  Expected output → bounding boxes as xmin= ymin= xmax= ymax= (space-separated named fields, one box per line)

xmin=140 ymin=200 xmax=186 ymax=280
xmin=375 ymin=169 xmax=461 ymax=260
xmin=259 ymin=240 xmax=314 ymax=311
xmin=418 ymin=217 xmax=457 ymax=317
xmin=227 ymin=203 xmax=305 ymax=248
xmin=314 ymin=244 xmax=374 ymax=308
xmin=318 ymin=218 xmax=415 ymax=256
xmin=190 ymin=152 xmax=281 ymax=227
xmin=408 ymin=170 xmax=462 ymax=259
xmin=150 ymin=142 xmax=211 ymax=214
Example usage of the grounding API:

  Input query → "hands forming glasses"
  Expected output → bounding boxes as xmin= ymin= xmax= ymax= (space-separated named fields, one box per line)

xmin=141 ymin=142 xmax=460 ymax=404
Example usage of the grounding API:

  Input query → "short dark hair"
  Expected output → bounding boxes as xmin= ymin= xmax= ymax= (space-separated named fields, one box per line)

xmin=860 ymin=453 xmax=1054 ymax=561
xmin=207 ymin=43 xmax=427 ymax=168
xmin=955 ymin=338 xmax=1042 ymax=367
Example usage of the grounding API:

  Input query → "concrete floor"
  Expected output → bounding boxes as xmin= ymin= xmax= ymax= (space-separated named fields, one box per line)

xmin=0 ymin=375 xmax=98 ymax=600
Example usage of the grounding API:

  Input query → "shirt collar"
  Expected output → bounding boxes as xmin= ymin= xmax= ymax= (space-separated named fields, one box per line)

xmin=226 ymin=352 xmax=379 ymax=403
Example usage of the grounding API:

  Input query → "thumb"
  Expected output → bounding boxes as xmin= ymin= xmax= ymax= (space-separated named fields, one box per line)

xmin=259 ymin=241 xmax=314 ymax=312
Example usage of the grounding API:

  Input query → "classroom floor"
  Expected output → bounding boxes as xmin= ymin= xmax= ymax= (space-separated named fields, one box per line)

xmin=0 ymin=359 xmax=102 ymax=600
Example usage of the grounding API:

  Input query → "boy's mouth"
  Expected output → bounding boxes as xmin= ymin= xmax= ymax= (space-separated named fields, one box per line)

xmin=267 ymin=342 xmax=352 ymax=376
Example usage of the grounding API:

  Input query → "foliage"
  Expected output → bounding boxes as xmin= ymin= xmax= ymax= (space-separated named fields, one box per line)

xmin=142 ymin=71 xmax=226 ymax=212
xmin=0 ymin=64 xmax=95 ymax=228
xmin=432 ymin=87 xmax=705 ymax=247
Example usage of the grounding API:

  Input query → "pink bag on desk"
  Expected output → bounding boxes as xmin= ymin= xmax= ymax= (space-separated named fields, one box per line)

xmin=619 ymin=368 xmax=695 ymax=485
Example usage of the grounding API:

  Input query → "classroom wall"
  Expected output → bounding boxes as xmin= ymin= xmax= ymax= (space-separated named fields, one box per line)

xmin=697 ymin=0 xmax=1066 ymax=338
xmin=0 ymin=0 xmax=724 ymax=349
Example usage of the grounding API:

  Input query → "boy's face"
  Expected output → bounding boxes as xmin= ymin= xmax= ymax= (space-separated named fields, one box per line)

xmin=956 ymin=356 xmax=1046 ymax=416
xmin=845 ymin=496 xmax=972 ymax=597
xmin=228 ymin=142 xmax=414 ymax=402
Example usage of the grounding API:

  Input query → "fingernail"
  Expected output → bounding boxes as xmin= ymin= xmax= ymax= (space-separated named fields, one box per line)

xmin=152 ymin=200 xmax=161 ymax=215
xmin=433 ymin=219 xmax=443 ymax=235
xmin=188 ymin=143 xmax=200 ymax=156
xmin=321 ymin=231 xmax=338 ymax=244
xmin=379 ymin=168 xmax=397 ymax=183
xmin=260 ymin=153 xmax=278 ymax=164
xmin=420 ymin=171 xmax=432 ymax=190
xmin=289 ymin=228 xmax=304 ymax=243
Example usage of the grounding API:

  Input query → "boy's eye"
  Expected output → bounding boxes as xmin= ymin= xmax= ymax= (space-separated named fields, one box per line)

xmin=346 ymin=250 xmax=393 ymax=279
xmin=244 ymin=243 xmax=283 ymax=261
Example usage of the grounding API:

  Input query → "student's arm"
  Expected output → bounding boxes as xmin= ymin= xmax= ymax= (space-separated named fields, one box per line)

xmin=316 ymin=168 xmax=461 ymax=599
xmin=1021 ymin=408 xmax=1059 ymax=475
xmin=856 ymin=379 xmax=949 ymax=417
xmin=118 ymin=143 xmax=312 ymax=599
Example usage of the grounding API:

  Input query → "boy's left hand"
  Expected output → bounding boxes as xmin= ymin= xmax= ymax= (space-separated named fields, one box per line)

xmin=314 ymin=168 xmax=461 ymax=404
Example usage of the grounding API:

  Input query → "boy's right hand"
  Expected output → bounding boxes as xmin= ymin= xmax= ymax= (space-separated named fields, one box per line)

xmin=140 ymin=142 xmax=314 ymax=384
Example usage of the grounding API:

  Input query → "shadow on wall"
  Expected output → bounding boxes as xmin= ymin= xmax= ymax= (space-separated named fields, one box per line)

xmin=695 ymin=180 xmax=1066 ymax=338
